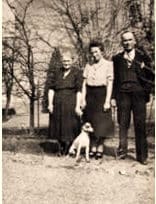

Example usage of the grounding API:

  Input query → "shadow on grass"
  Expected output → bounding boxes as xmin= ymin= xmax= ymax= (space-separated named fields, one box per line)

xmin=2 ymin=127 xmax=49 ymax=137
xmin=103 ymin=145 xmax=135 ymax=161
xmin=2 ymin=122 xmax=155 ymax=156
xmin=39 ymin=140 xmax=60 ymax=154
xmin=2 ymin=137 xmax=155 ymax=160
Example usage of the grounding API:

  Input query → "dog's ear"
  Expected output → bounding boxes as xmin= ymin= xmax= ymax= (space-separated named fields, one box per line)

xmin=82 ymin=123 xmax=89 ymax=131
xmin=84 ymin=122 xmax=91 ymax=129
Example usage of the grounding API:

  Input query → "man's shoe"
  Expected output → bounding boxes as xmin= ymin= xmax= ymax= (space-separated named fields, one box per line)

xmin=117 ymin=153 xmax=127 ymax=159
xmin=139 ymin=160 xmax=148 ymax=165
xmin=116 ymin=149 xmax=127 ymax=160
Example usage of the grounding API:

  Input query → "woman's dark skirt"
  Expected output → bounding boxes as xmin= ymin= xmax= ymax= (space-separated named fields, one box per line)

xmin=49 ymin=89 xmax=81 ymax=143
xmin=83 ymin=85 xmax=114 ymax=139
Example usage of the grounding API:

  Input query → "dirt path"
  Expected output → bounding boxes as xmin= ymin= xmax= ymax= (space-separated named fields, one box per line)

xmin=3 ymin=150 xmax=154 ymax=204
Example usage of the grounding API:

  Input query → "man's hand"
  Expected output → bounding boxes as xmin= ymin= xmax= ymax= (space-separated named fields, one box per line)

xmin=140 ymin=62 xmax=145 ymax=69
xmin=111 ymin=99 xmax=117 ymax=107
xmin=48 ymin=104 xmax=54 ymax=114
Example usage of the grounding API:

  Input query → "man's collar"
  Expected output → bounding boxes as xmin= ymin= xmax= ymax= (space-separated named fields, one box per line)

xmin=124 ymin=49 xmax=135 ymax=61
xmin=125 ymin=49 xmax=135 ymax=56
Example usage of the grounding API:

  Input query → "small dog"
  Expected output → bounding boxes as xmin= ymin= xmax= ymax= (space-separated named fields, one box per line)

xmin=68 ymin=122 xmax=94 ymax=162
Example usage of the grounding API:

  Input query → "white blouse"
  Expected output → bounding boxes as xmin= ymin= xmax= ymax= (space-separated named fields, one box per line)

xmin=83 ymin=58 xmax=114 ymax=86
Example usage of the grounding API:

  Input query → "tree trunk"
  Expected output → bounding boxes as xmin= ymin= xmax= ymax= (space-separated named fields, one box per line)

xmin=3 ymin=91 xmax=11 ymax=121
xmin=29 ymin=97 xmax=35 ymax=134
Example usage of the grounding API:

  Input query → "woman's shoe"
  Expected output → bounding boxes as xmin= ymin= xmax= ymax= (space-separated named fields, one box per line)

xmin=95 ymin=152 xmax=103 ymax=160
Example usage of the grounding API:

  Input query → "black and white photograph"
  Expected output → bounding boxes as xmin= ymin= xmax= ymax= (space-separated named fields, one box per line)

xmin=2 ymin=0 xmax=155 ymax=203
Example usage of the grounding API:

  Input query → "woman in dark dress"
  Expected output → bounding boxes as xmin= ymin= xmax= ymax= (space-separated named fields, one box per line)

xmin=48 ymin=53 xmax=83 ymax=154
xmin=81 ymin=41 xmax=114 ymax=159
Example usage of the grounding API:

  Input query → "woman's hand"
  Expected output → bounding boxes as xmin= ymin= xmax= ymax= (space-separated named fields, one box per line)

xmin=75 ymin=106 xmax=83 ymax=117
xmin=103 ymin=101 xmax=110 ymax=112
xmin=81 ymin=99 xmax=86 ymax=110
xmin=48 ymin=104 xmax=54 ymax=114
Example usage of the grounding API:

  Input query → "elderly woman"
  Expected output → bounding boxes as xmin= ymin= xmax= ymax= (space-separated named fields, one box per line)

xmin=82 ymin=41 xmax=114 ymax=159
xmin=48 ymin=53 xmax=83 ymax=154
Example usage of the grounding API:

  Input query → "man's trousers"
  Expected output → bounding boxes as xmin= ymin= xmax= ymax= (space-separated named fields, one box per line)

xmin=116 ymin=91 xmax=148 ymax=162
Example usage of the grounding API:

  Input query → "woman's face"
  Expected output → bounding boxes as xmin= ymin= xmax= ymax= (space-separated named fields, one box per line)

xmin=90 ymin=47 xmax=103 ymax=63
xmin=62 ymin=56 xmax=72 ymax=70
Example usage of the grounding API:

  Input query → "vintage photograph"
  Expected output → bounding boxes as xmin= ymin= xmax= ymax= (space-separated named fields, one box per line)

xmin=2 ymin=0 xmax=155 ymax=203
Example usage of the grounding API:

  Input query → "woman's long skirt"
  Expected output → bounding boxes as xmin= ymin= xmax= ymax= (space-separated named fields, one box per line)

xmin=83 ymin=85 xmax=114 ymax=139
xmin=49 ymin=89 xmax=80 ymax=143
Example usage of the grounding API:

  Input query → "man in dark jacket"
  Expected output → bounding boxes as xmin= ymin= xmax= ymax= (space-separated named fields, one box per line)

xmin=112 ymin=31 xmax=154 ymax=165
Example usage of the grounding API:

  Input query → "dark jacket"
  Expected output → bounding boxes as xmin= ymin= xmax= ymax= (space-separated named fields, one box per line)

xmin=112 ymin=49 xmax=155 ymax=102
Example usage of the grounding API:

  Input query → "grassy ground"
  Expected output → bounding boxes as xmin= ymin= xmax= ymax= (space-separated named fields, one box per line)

xmin=2 ymin=108 xmax=155 ymax=204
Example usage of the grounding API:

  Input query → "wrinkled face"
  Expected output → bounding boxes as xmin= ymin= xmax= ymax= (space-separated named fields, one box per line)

xmin=90 ymin=47 xmax=103 ymax=63
xmin=62 ymin=55 xmax=72 ymax=70
xmin=82 ymin=122 xmax=94 ymax=133
xmin=121 ymin=32 xmax=136 ymax=52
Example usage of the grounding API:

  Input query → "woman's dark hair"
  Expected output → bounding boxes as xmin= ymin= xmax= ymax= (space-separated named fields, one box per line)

xmin=89 ymin=40 xmax=104 ymax=52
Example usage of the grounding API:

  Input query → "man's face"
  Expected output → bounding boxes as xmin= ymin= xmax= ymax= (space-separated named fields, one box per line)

xmin=62 ymin=56 xmax=72 ymax=70
xmin=121 ymin=32 xmax=136 ymax=52
xmin=90 ymin=47 xmax=103 ymax=63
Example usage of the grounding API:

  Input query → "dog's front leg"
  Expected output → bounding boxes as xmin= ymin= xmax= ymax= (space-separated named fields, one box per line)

xmin=85 ymin=145 xmax=90 ymax=162
xmin=76 ymin=145 xmax=81 ymax=162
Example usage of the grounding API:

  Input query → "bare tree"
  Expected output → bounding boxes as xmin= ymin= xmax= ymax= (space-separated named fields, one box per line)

xmin=3 ymin=0 xmax=50 ymax=132
xmin=41 ymin=0 xmax=131 ymax=65
xmin=2 ymin=37 xmax=15 ymax=121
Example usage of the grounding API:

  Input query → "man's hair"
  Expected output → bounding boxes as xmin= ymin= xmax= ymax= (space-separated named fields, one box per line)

xmin=89 ymin=40 xmax=104 ymax=52
xmin=121 ymin=30 xmax=136 ymax=40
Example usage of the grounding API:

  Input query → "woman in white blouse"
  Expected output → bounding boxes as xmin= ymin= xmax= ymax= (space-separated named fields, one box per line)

xmin=81 ymin=41 xmax=114 ymax=159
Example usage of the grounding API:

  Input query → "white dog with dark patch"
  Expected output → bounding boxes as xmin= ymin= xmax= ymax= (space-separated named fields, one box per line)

xmin=68 ymin=122 xmax=94 ymax=162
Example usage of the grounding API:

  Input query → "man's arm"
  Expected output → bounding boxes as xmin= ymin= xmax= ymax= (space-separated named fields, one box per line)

xmin=111 ymin=56 xmax=118 ymax=98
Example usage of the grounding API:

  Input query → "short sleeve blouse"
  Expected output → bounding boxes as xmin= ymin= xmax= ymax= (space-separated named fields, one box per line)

xmin=83 ymin=58 xmax=113 ymax=86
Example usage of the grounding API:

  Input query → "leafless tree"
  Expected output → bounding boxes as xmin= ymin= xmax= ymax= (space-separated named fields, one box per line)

xmin=41 ymin=0 xmax=154 ymax=65
xmin=3 ymin=0 xmax=50 ymax=132
xmin=2 ymin=37 xmax=15 ymax=121
xmin=41 ymin=0 xmax=131 ymax=65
